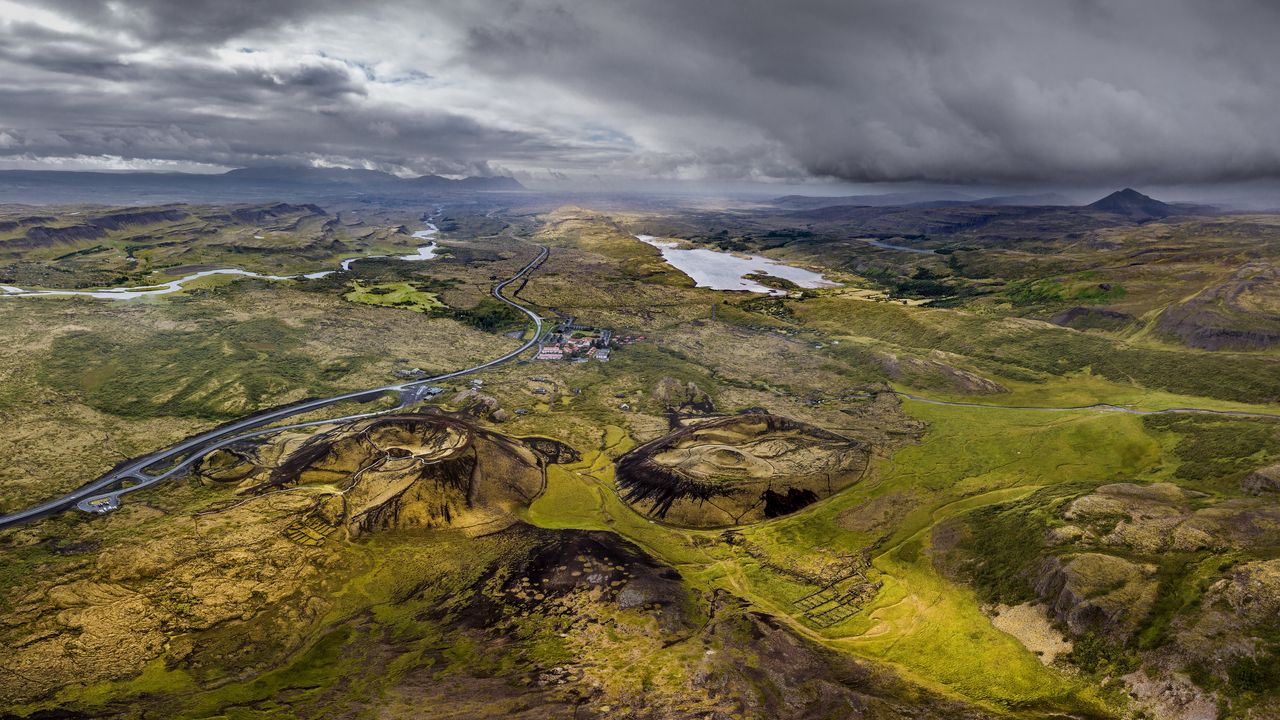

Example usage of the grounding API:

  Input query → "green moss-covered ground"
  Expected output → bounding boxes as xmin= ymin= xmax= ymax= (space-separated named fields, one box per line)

xmin=343 ymin=281 xmax=446 ymax=313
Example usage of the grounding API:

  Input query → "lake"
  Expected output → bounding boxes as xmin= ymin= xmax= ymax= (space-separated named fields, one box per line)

xmin=635 ymin=234 xmax=836 ymax=296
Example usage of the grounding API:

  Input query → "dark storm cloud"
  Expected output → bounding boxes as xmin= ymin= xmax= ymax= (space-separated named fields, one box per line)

xmin=35 ymin=0 xmax=353 ymax=44
xmin=441 ymin=0 xmax=1280 ymax=184
xmin=0 ymin=2 xmax=584 ymax=175
xmin=0 ymin=21 xmax=136 ymax=78
xmin=2 ymin=0 xmax=1280 ymax=184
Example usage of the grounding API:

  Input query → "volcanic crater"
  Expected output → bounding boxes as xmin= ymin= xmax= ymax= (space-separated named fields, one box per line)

xmin=197 ymin=410 xmax=578 ymax=538
xmin=615 ymin=412 xmax=869 ymax=527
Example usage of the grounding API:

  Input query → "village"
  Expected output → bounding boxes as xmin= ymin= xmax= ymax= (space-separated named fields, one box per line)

xmin=385 ymin=317 xmax=642 ymax=415
xmin=533 ymin=315 xmax=641 ymax=362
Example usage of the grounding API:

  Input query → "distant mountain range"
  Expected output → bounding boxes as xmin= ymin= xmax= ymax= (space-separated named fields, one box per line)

xmin=769 ymin=188 xmax=1226 ymax=241
xmin=773 ymin=190 xmax=977 ymax=208
xmin=774 ymin=187 xmax=1218 ymax=221
xmin=220 ymin=167 xmax=523 ymax=191
xmin=0 ymin=167 xmax=523 ymax=204
xmin=772 ymin=190 xmax=1078 ymax=210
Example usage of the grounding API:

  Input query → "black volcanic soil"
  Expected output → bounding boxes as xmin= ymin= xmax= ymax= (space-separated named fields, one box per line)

xmin=390 ymin=524 xmax=1002 ymax=720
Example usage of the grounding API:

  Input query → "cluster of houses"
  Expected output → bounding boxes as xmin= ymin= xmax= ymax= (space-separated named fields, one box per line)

xmin=534 ymin=316 xmax=642 ymax=362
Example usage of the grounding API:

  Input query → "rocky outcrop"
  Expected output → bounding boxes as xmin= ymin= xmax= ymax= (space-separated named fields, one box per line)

xmin=1123 ymin=668 xmax=1218 ymax=720
xmin=1145 ymin=559 xmax=1280 ymax=711
xmin=1034 ymin=553 xmax=1158 ymax=639
xmin=1242 ymin=462 xmax=1280 ymax=495
xmin=652 ymin=376 xmax=715 ymax=413
xmin=1059 ymin=482 xmax=1280 ymax=553
xmin=1203 ymin=559 xmax=1280 ymax=620
xmin=519 ymin=435 xmax=582 ymax=465
xmin=450 ymin=388 xmax=509 ymax=422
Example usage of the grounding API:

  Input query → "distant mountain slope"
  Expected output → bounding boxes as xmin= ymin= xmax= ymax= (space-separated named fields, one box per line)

xmin=0 ymin=202 xmax=326 ymax=250
xmin=777 ymin=187 xmax=1220 ymax=241
xmin=975 ymin=192 xmax=1077 ymax=206
xmin=772 ymin=190 xmax=1079 ymax=211
xmin=406 ymin=174 xmax=524 ymax=191
xmin=223 ymin=166 xmax=524 ymax=191
xmin=221 ymin=167 xmax=403 ymax=185
xmin=0 ymin=167 xmax=523 ymax=204
xmin=772 ymin=190 xmax=976 ymax=209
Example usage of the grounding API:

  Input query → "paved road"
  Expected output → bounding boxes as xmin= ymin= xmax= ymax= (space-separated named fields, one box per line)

xmin=6 ymin=234 xmax=1276 ymax=529
xmin=0 ymin=242 xmax=549 ymax=530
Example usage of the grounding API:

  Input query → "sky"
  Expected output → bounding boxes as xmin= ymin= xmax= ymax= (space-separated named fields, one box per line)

xmin=1 ymin=0 xmax=1279 ymax=193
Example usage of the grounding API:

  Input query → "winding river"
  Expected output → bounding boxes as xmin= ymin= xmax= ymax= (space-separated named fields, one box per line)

xmin=634 ymin=234 xmax=837 ymax=295
xmin=0 ymin=225 xmax=440 ymax=300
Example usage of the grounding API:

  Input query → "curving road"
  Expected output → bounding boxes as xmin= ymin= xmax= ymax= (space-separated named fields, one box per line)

xmin=0 ymin=241 xmax=549 ymax=530
xmin=7 ymin=232 xmax=1276 ymax=530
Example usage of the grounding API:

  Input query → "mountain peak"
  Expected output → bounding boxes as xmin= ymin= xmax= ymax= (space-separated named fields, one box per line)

xmin=1095 ymin=187 xmax=1156 ymax=203
xmin=1086 ymin=188 xmax=1174 ymax=220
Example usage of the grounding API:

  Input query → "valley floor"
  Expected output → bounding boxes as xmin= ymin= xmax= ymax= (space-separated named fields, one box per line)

xmin=1 ymin=200 xmax=1278 ymax=719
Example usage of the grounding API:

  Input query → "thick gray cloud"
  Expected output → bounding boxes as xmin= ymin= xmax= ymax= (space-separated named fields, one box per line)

xmin=1 ymin=0 xmax=1279 ymax=185
xmin=35 ymin=0 xmax=354 ymax=44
